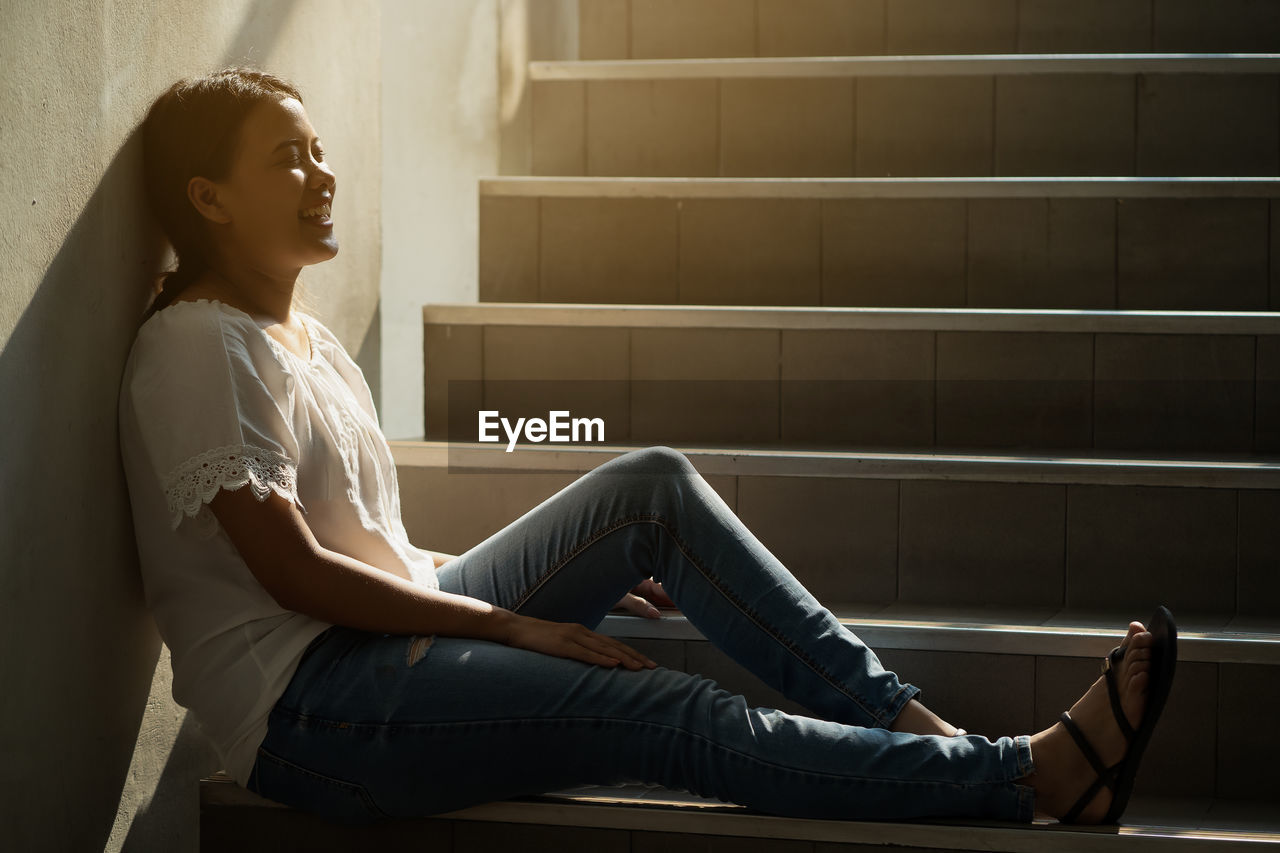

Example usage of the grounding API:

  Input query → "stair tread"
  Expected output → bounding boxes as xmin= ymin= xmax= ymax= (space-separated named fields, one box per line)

xmin=599 ymin=604 xmax=1280 ymax=664
xmin=530 ymin=786 xmax=1280 ymax=837
xmin=201 ymin=772 xmax=1279 ymax=847
xmin=423 ymin=300 xmax=1280 ymax=334
xmin=482 ymin=175 xmax=1280 ymax=200
xmin=530 ymin=52 xmax=1280 ymax=81
xmin=389 ymin=439 xmax=1280 ymax=489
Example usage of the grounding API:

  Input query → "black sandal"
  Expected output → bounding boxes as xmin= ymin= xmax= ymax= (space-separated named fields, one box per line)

xmin=1056 ymin=605 xmax=1178 ymax=825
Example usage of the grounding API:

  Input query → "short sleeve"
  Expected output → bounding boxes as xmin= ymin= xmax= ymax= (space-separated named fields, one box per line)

xmin=125 ymin=310 xmax=306 ymax=539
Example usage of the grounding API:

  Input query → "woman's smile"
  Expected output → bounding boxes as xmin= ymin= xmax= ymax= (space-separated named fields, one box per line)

xmin=299 ymin=202 xmax=333 ymax=228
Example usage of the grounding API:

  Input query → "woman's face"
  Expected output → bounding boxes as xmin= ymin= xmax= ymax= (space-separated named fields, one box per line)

xmin=199 ymin=96 xmax=338 ymax=273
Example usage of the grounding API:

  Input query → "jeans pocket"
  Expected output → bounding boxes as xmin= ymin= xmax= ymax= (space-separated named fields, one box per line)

xmin=250 ymin=744 xmax=388 ymax=825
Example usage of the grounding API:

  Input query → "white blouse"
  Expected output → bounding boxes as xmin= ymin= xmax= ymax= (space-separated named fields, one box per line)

xmin=117 ymin=297 xmax=440 ymax=788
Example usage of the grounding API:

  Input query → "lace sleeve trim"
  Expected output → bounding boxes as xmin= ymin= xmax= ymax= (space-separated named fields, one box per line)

xmin=162 ymin=443 xmax=305 ymax=535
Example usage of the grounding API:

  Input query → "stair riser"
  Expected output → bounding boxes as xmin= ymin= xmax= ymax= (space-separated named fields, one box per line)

xmin=603 ymin=635 xmax=1279 ymax=803
xmin=423 ymin=325 xmax=1280 ymax=454
xmin=481 ymin=195 xmax=1280 ymax=311
xmin=396 ymin=464 xmax=1279 ymax=624
xmin=530 ymin=74 xmax=1280 ymax=177
xmin=581 ymin=0 xmax=1280 ymax=59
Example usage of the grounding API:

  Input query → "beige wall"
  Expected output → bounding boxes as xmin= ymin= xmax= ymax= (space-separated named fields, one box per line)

xmin=0 ymin=1 xmax=380 ymax=849
xmin=378 ymin=0 xmax=502 ymax=439
xmin=376 ymin=0 xmax=576 ymax=440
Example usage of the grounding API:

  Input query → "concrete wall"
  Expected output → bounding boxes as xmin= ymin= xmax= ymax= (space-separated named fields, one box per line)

xmin=0 ymin=1 xmax=381 ymax=849
xmin=378 ymin=0 xmax=502 ymax=439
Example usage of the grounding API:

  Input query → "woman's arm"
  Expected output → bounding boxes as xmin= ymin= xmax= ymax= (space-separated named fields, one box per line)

xmin=206 ymin=485 xmax=654 ymax=669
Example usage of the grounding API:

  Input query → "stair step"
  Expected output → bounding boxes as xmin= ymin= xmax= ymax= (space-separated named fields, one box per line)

xmin=534 ymin=53 xmax=1280 ymax=80
xmin=484 ymin=175 xmax=1280 ymax=199
xmin=479 ymin=177 xmax=1280 ymax=310
xmin=579 ymin=2 xmax=1280 ymax=60
xmin=594 ymin=611 xmax=1279 ymax=804
xmin=420 ymin=303 xmax=1280 ymax=454
xmin=200 ymin=772 xmax=1280 ymax=850
xmin=526 ymin=55 xmax=1280 ymax=177
xmin=598 ymin=607 xmax=1280 ymax=663
xmin=392 ymin=439 xmax=1280 ymax=488
xmin=390 ymin=440 xmax=1280 ymax=631
xmin=425 ymin=301 xmax=1280 ymax=332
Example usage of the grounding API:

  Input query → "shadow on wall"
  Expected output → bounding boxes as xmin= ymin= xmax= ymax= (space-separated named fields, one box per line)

xmin=0 ymin=124 xmax=203 ymax=853
xmin=0 ymin=3 xmax=301 ymax=850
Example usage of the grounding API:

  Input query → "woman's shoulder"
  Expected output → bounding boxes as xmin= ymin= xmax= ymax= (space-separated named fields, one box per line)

xmin=139 ymin=298 xmax=284 ymax=353
xmin=127 ymin=299 xmax=289 ymax=392
xmin=142 ymin=296 xmax=253 ymax=335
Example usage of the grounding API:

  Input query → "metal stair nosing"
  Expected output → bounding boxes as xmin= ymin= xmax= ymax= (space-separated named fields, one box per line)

xmin=529 ymin=53 xmax=1280 ymax=81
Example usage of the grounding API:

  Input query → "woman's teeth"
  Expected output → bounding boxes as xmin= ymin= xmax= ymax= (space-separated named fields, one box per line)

xmin=299 ymin=203 xmax=331 ymax=219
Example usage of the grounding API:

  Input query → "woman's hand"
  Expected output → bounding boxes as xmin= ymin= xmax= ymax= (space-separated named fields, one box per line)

xmin=613 ymin=578 xmax=675 ymax=619
xmin=504 ymin=612 xmax=657 ymax=670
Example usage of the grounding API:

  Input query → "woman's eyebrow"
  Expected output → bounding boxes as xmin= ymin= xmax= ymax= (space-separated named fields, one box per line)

xmin=270 ymin=136 xmax=320 ymax=154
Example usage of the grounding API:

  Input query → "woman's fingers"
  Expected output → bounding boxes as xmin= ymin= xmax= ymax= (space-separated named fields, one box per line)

xmin=573 ymin=625 xmax=656 ymax=670
xmin=629 ymin=578 xmax=676 ymax=608
xmin=639 ymin=578 xmax=675 ymax=608
xmin=506 ymin=613 xmax=658 ymax=670
xmin=616 ymin=592 xmax=662 ymax=619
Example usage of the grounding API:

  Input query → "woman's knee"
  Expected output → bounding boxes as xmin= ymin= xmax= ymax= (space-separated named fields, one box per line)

xmin=616 ymin=444 xmax=696 ymax=479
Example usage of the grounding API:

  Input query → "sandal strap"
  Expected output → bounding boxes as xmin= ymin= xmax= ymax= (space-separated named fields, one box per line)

xmin=1102 ymin=644 xmax=1137 ymax=741
xmin=1059 ymin=709 xmax=1111 ymax=779
xmin=1058 ymin=710 xmax=1123 ymax=824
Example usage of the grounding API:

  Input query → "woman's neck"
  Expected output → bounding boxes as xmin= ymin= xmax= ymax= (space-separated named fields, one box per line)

xmin=190 ymin=264 xmax=300 ymax=325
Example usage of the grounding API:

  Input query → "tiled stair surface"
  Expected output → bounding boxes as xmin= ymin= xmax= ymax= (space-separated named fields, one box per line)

xmin=524 ymin=55 xmax=1280 ymax=178
xmin=577 ymin=0 xmax=1280 ymax=59
xmin=334 ymin=1 xmax=1280 ymax=849
xmin=478 ymin=177 xmax=1280 ymax=311
xmin=392 ymin=441 xmax=1280 ymax=628
xmin=420 ymin=302 xmax=1280 ymax=455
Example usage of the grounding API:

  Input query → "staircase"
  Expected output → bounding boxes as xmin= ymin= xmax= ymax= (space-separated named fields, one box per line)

xmin=393 ymin=2 xmax=1280 ymax=848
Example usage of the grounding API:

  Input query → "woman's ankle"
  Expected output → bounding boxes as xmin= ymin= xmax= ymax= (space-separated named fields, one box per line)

xmin=888 ymin=698 xmax=959 ymax=737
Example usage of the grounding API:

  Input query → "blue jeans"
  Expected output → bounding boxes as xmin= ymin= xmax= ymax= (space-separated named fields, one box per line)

xmin=245 ymin=445 xmax=1036 ymax=824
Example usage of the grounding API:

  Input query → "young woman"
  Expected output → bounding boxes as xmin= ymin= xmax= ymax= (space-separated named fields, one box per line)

xmin=118 ymin=67 xmax=1177 ymax=828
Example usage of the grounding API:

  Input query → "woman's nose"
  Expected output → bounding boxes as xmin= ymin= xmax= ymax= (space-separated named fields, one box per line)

xmin=311 ymin=160 xmax=336 ymax=191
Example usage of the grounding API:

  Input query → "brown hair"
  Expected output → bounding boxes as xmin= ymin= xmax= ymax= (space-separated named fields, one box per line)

xmin=140 ymin=66 xmax=317 ymax=321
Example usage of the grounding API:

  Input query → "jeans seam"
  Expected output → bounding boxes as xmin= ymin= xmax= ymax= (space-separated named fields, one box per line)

xmin=513 ymin=510 xmax=896 ymax=727
xmin=509 ymin=511 xmax=667 ymax=613
xmin=1015 ymin=733 xmax=1035 ymax=778
xmin=649 ymin=516 xmax=897 ymax=727
xmin=255 ymin=743 xmax=390 ymax=818
xmin=885 ymin=683 xmax=923 ymax=724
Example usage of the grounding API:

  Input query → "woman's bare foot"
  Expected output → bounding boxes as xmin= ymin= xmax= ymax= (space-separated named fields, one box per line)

xmin=889 ymin=697 xmax=964 ymax=738
xmin=1017 ymin=621 xmax=1154 ymax=823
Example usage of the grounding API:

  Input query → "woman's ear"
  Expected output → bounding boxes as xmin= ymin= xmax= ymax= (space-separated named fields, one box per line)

xmin=187 ymin=175 xmax=233 ymax=225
